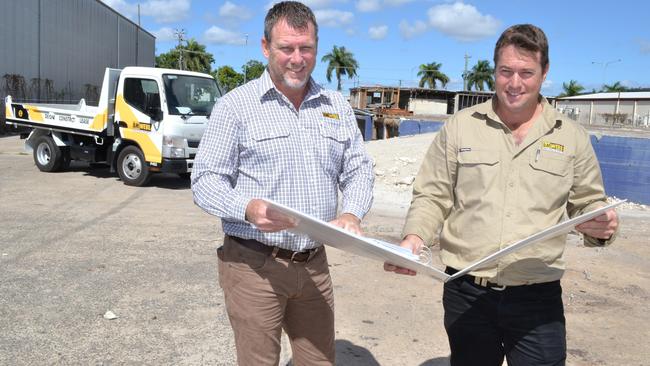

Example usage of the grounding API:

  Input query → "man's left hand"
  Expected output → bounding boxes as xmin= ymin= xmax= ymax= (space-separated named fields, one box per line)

xmin=330 ymin=213 xmax=362 ymax=235
xmin=575 ymin=208 xmax=619 ymax=240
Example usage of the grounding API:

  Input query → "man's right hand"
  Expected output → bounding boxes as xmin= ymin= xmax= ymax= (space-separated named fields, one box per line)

xmin=383 ymin=234 xmax=424 ymax=276
xmin=245 ymin=199 xmax=297 ymax=232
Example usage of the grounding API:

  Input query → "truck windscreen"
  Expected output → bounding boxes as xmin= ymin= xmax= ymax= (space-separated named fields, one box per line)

xmin=162 ymin=74 xmax=221 ymax=116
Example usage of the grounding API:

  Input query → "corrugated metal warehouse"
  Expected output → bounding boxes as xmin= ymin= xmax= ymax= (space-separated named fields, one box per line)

xmin=1 ymin=0 xmax=155 ymax=131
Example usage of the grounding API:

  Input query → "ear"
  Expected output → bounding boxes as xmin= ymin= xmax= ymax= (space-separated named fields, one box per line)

xmin=262 ymin=37 xmax=270 ymax=59
xmin=542 ymin=62 xmax=550 ymax=81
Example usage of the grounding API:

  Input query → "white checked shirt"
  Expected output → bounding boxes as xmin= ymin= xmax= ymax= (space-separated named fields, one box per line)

xmin=192 ymin=70 xmax=374 ymax=251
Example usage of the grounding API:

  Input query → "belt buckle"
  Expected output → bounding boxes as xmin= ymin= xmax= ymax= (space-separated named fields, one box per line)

xmin=290 ymin=247 xmax=318 ymax=263
xmin=474 ymin=276 xmax=507 ymax=291
xmin=290 ymin=250 xmax=302 ymax=263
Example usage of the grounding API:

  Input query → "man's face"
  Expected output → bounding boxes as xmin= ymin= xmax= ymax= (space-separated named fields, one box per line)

xmin=494 ymin=44 xmax=548 ymax=116
xmin=262 ymin=20 xmax=317 ymax=93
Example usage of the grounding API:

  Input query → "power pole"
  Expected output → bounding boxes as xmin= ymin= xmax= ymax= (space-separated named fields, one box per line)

xmin=174 ymin=28 xmax=186 ymax=70
xmin=243 ymin=34 xmax=249 ymax=84
xmin=463 ymin=53 xmax=471 ymax=91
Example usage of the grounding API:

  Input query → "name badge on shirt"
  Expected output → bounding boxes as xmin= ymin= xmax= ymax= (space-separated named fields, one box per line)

xmin=322 ymin=112 xmax=340 ymax=120
xmin=542 ymin=141 xmax=565 ymax=154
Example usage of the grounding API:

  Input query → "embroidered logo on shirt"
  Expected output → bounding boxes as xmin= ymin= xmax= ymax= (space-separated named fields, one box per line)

xmin=542 ymin=141 xmax=565 ymax=154
xmin=459 ymin=147 xmax=472 ymax=152
xmin=322 ymin=112 xmax=340 ymax=120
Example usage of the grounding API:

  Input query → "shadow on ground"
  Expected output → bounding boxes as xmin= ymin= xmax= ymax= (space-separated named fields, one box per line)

xmin=283 ymin=339 xmax=450 ymax=365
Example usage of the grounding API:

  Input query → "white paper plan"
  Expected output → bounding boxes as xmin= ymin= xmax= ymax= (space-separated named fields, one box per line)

xmin=266 ymin=200 xmax=625 ymax=282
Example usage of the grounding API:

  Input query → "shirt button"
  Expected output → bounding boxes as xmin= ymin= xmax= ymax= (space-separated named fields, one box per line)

xmin=505 ymin=212 xmax=512 ymax=218
xmin=508 ymin=182 xmax=514 ymax=187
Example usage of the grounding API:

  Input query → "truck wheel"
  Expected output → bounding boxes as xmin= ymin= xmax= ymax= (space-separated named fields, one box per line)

xmin=33 ymin=135 xmax=63 ymax=172
xmin=117 ymin=145 xmax=151 ymax=186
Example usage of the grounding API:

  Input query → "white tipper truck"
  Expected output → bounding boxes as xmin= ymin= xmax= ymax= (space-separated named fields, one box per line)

xmin=4 ymin=66 xmax=222 ymax=186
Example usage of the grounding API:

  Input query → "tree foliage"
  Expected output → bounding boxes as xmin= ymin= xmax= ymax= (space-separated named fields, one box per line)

xmin=243 ymin=60 xmax=266 ymax=82
xmin=417 ymin=62 xmax=449 ymax=89
xmin=601 ymin=81 xmax=627 ymax=92
xmin=558 ymin=80 xmax=584 ymax=97
xmin=321 ymin=45 xmax=359 ymax=91
xmin=155 ymin=39 xmax=214 ymax=74
xmin=466 ymin=60 xmax=495 ymax=91
xmin=213 ymin=66 xmax=244 ymax=93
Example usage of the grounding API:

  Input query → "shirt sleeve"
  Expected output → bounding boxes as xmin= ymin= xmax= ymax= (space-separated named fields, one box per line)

xmin=191 ymin=99 xmax=249 ymax=221
xmin=566 ymin=128 xmax=618 ymax=247
xmin=402 ymin=118 xmax=457 ymax=246
xmin=338 ymin=105 xmax=374 ymax=219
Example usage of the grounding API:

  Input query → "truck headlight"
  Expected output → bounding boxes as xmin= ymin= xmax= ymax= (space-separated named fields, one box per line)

xmin=162 ymin=135 xmax=187 ymax=158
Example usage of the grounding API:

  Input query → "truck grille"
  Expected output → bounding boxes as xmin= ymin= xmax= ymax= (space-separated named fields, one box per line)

xmin=188 ymin=140 xmax=200 ymax=148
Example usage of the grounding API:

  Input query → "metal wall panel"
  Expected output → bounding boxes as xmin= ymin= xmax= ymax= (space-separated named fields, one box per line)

xmin=0 ymin=0 xmax=154 ymax=106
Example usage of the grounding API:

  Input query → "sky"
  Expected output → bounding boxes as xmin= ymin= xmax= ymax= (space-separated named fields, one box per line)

xmin=101 ymin=0 xmax=650 ymax=96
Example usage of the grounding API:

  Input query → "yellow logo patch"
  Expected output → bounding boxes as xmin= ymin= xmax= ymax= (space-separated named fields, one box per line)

xmin=542 ymin=141 xmax=565 ymax=153
xmin=322 ymin=112 xmax=339 ymax=120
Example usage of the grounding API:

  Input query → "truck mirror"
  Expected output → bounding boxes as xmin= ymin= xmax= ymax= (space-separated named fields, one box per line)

xmin=149 ymin=107 xmax=163 ymax=122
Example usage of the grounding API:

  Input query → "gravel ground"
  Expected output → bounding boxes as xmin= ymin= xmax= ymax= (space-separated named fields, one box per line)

xmin=1 ymin=133 xmax=648 ymax=365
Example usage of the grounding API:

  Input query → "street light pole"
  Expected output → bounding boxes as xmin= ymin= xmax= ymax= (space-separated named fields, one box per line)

xmin=591 ymin=58 xmax=621 ymax=88
xmin=243 ymin=34 xmax=248 ymax=84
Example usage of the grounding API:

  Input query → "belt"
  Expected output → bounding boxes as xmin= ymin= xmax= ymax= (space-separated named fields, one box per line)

xmin=229 ymin=236 xmax=319 ymax=263
xmin=445 ymin=267 xmax=507 ymax=291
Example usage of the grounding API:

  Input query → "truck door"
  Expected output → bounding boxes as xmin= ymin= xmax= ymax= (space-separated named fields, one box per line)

xmin=116 ymin=77 xmax=164 ymax=164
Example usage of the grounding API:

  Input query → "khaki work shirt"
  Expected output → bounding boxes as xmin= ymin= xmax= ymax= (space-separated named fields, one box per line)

xmin=403 ymin=98 xmax=616 ymax=286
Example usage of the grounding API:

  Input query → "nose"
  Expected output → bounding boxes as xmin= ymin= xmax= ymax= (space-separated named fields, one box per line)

xmin=289 ymin=48 xmax=303 ymax=64
xmin=509 ymin=73 xmax=522 ymax=88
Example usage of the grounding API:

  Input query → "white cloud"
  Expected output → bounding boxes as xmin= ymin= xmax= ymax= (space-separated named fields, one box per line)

xmin=314 ymin=9 xmax=354 ymax=27
xmin=357 ymin=0 xmax=381 ymax=12
xmin=101 ymin=0 xmax=191 ymax=23
xmin=427 ymin=2 xmax=500 ymax=42
xmin=356 ymin=0 xmax=413 ymax=12
xmin=639 ymin=39 xmax=650 ymax=55
xmin=141 ymin=0 xmax=191 ymax=23
xmin=265 ymin=0 xmax=346 ymax=10
xmin=399 ymin=20 xmax=428 ymax=39
xmin=151 ymin=27 xmax=176 ymax=42
xmin=219 ymin=1 xmax=252 ymax=21
xmin=100 ymin=0 xmax=137 ymax=17
xmin=203 ymin=26 xmax=246 ymax=45
xmin=368 ymin=25 xmax=388 ymax=40
xmin=385 ymin=0 xmax=414 ymax=5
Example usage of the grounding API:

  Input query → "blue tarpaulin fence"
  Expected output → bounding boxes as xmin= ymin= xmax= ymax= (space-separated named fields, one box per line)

xmin=591 ymin=135 xmax=650 ymax=205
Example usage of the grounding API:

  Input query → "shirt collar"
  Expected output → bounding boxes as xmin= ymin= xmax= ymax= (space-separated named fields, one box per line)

xmin=477 ymin=96 xmax=561 ymax=132
xmin=257 ymin=68 xmax=326 ymax=105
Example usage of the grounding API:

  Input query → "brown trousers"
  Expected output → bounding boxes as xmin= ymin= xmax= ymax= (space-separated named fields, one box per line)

xmin=217 ymin=236 xmax=335 ymax=366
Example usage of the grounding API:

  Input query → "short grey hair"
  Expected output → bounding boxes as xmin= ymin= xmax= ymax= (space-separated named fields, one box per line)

xmin=264 ymin=1 xmax=318 ymax=43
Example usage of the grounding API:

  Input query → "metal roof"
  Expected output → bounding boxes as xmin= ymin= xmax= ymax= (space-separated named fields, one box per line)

xmin=557 ymin=92 xmax=650 ymax=100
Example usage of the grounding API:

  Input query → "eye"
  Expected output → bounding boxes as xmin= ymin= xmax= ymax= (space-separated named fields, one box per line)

xmin=499 ymin=69 xmax=513 ymax=77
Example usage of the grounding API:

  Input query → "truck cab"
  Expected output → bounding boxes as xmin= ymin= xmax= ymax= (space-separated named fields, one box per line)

xmin=5 ymin=66 xmax=222 ymax=186
xmin=113 ymin=67 xmax=221 ymax=185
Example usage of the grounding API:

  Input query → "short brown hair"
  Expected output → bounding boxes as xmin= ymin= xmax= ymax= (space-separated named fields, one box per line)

xmin=494 ymin=24 xmax=548 ymax=70
xmin=264 ymin=1 xmax=318 ymax=43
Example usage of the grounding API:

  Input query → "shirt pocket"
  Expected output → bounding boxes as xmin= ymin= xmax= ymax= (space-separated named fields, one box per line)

xmin=314 ymin=121 xmax=349 ymax=176
xmin=455 ymin=150 xmax=500 ymax=205
xmin=528 ymin=151 xmax=573 ymax=198
xmin=246 ymin=126 xmax=291 ymax=172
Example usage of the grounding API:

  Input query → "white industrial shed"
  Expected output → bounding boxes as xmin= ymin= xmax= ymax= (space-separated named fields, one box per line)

xmin=555 ymin=92 xmax=650 ymax=128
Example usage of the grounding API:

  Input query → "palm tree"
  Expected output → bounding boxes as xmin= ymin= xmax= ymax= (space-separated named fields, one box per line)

xmin=601 ymin=81 xmax=627 ymax=92
xmin=321 ymin=45 xmax=358 ymax=91
xmin=558 ymin=80 xmax=584 ymax=97
xmin=181 ymin=39 xmax=214 ymax=73
xmin=466 ymin=60 xmax=495 ymax=91
xmin=156 ymin=39 xmax=214 ymax=73
xmin=417 ymin=62 xmax=449 ymax=89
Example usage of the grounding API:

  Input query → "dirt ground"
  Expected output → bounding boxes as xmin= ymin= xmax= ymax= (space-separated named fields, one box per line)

xmin=0 ymin=133 xmax=648 ymax=365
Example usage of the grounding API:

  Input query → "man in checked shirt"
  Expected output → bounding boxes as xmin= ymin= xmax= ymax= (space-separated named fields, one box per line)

xmin=191 ymin=2 xmax=374 ymax=365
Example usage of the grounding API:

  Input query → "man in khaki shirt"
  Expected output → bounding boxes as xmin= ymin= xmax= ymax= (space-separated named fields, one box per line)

xmin=386 ymin=24 xmax=619 ymax=366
